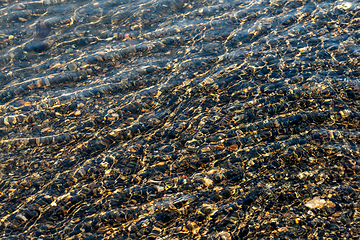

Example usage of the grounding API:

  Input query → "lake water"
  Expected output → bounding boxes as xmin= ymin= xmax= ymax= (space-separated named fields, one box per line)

xmin=1 ymin=0 xmax=360 ymax=239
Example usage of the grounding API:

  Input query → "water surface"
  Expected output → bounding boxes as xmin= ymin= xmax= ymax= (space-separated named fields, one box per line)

xmin=1 ymin=0 xmax=360 ymax=239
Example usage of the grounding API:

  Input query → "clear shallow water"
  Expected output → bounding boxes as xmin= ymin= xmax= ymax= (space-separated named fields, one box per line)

xmin=1 ymin=0 xmax=360 ymax=239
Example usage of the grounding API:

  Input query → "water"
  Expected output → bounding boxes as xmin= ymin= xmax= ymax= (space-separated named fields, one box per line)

xmin=1 ymin=0 xmax=360 ymax=238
